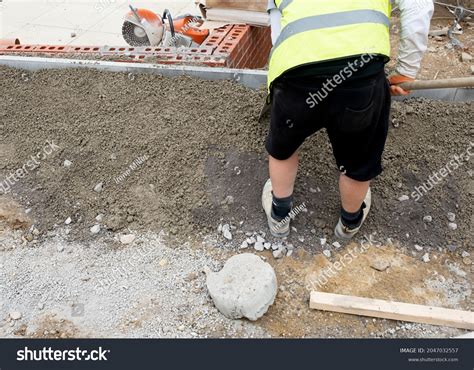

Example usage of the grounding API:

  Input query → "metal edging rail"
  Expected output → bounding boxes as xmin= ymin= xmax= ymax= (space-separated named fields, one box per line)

xmin=0 ymin=56 xmax=267 ymax=90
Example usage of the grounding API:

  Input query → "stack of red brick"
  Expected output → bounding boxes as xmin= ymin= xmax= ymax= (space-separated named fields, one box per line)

xmin=0 ymin=25 xmax=272 ymax=69
xmin=206 ymin=24 xmax=271 ymax=68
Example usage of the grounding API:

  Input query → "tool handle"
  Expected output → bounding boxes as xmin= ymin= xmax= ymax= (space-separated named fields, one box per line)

xmin=399 ymin=77 xmax=474 ymax=90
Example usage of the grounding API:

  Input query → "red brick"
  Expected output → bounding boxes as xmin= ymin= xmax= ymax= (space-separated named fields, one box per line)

xmin=214 ymin=25 xmax=271 ymax=69
xmin=201 ymin=25 xmax=233 ymax=50
xmin=0 ymin=44 xmax=36 ymax=52
xmin=70 ymin=46 xmax=101 ymax=53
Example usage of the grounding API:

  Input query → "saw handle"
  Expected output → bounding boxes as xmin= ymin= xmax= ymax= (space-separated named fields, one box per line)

xmin=129 ymin=5 xmax=142 ymax=23
xmin=162 ymin=9 xmax=176 ymax=39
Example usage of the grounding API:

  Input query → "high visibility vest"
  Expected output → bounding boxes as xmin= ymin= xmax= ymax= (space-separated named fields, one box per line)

xmin=268 ymin=0 xmax=391 ymax=89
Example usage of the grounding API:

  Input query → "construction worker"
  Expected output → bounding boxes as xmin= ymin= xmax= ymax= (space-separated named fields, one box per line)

xmin=262 ymin=0 xmax=434 ymax=238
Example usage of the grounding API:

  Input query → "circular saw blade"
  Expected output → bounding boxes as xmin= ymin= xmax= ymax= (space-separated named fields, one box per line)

xmin=122 ymin=21 xmax=151 ymax=46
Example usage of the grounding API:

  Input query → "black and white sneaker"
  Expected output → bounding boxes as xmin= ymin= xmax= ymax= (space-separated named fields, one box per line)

xmin=334 ymin=188 xmax=372 ymax=240
xmin=262 ymin=179 xmax=291 ymax=238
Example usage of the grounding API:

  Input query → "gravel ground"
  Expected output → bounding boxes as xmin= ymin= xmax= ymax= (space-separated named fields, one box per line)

xmin=0 ymin=66 xmax=472 ymax=338
xmin=0 ymin=224 xmax=471 ymax=338
xmin=0 ymin=229 xmax=268 ymax=338
xmin=0 ymin=66 xmax=472 ymax=250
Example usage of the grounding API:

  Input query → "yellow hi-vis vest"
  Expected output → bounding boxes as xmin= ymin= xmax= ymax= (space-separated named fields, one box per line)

xmin=268 ymin=0 xmax=391 ymax=89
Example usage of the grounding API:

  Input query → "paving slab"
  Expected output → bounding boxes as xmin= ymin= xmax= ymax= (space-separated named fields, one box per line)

xmin=0 ymin=0 xmax=198 ymax=46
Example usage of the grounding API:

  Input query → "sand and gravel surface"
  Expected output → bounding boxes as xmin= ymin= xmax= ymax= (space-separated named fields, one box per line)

xmin=0 ymin=66 xmax=472 ymax=338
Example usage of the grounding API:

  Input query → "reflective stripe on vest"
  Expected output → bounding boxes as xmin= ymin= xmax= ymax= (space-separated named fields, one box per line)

xmin=272 ymin=10 xmax=390 ymax=52
xmin=268 ymin=1 xmax=391 ymax=89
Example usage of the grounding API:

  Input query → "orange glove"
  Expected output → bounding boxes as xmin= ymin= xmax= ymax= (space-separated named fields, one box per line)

xmin=389 ymin=74 xmax=415 ymax=96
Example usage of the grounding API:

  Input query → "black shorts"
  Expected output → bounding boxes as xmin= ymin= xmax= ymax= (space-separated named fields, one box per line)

xmin=266 ymin=69 xmax=391 ymax=182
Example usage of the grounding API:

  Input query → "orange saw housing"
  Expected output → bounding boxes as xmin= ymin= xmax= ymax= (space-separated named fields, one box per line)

xmin=125 ymin=9 xmax=209 ymax=45
xmin=173 ymin=16 xmax=209 ymax=45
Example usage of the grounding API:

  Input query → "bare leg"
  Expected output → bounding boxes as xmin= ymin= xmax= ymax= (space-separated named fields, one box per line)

xmin=339 ymin=174 xmax=370 ymax=212
xmin=269 ymin=152 xmax=299 ymax=198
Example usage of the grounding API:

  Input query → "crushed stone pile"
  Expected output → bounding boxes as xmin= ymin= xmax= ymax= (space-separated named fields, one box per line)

xmin=0 ymin=66 xmax=472 ymax=250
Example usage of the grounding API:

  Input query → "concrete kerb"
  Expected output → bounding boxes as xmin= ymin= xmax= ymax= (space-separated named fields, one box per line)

xmin=0 ymin=56 xmax=267 ymax=90
xmin=0 ymin=55 xmax=473 ymax=101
